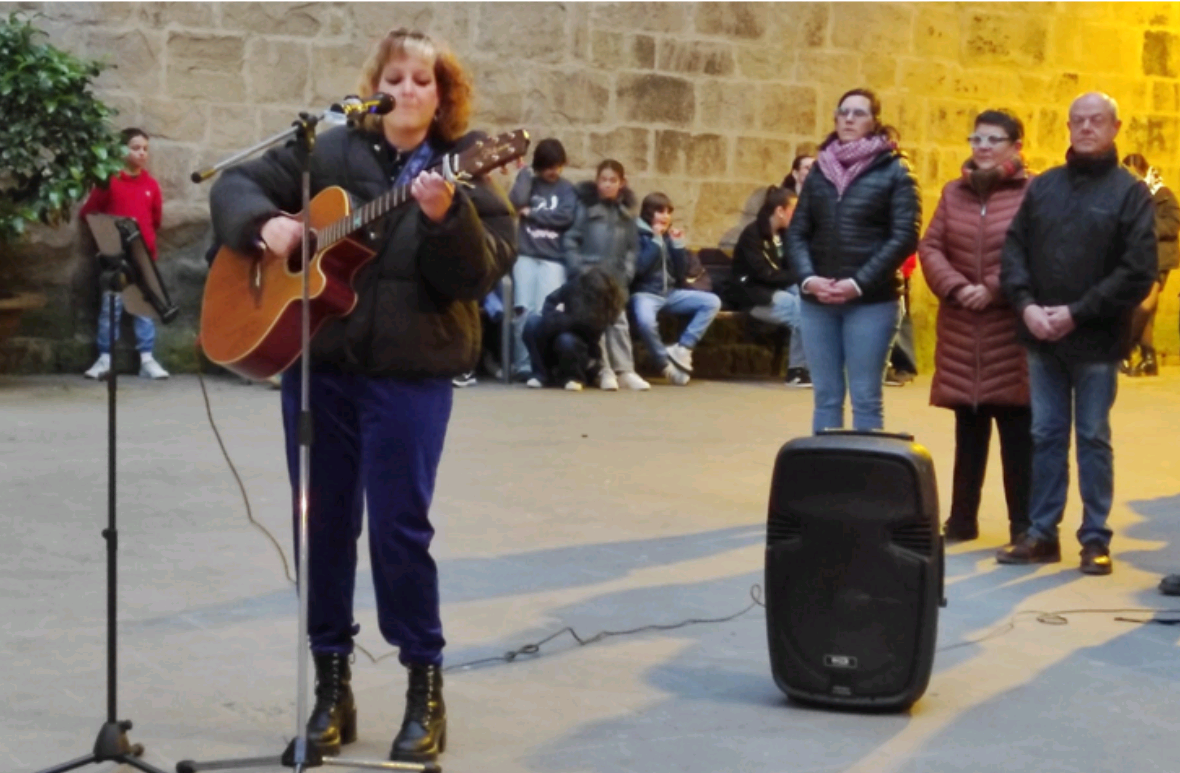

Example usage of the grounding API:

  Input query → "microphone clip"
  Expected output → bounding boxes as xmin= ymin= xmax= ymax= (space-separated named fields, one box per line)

xmin=328 ymin=93 xmax=396 ymax=126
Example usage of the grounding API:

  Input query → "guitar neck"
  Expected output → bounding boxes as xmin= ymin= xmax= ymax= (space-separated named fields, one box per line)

xmin=315 ymin=157 xmax=452 ymax=249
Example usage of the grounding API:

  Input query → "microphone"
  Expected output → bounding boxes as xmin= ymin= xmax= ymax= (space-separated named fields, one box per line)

xmin=330 ymin=93 xmax=396 ymax=117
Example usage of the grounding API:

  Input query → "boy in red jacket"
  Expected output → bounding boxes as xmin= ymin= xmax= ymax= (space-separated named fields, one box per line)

xmin=80 ymin=128 xmax=168 ymax=380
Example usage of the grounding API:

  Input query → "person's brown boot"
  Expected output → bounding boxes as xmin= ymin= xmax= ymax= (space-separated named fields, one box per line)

xmin=1080 ymin=541 xmax=1113 ymax=575
xmin=996 ymin=534 xmax=1061 ymax=564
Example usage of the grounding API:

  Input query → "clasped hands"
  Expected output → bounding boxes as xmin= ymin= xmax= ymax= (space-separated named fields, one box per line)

xmin=952 ymin=283 xmax=993 ymax=311
xmin=1022 ymin=304 xmax=1075 ymax=341
xmin=807 ymin=277 xmax=860 ymax=304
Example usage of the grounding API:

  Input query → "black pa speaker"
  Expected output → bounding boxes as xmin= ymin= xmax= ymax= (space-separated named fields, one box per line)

xmin=765 ymin=430 xmax=944 ymax=711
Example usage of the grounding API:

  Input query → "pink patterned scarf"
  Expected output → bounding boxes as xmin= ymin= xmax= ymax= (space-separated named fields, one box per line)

xmin=816 ymin=134 xmax=895 ymax=199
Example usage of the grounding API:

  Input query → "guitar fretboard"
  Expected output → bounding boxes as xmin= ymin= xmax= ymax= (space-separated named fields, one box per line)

xmin=314 ymin=156 xmax=453 ymax=249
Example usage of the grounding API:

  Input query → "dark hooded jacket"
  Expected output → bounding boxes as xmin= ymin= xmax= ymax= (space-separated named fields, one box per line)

xmin=208 ymin=125 xmax=516 ymax=378
xmin=531 ymin=270 xmax=626 ymax=365
xmin=561 ymin=181 xmax=638 ymax=287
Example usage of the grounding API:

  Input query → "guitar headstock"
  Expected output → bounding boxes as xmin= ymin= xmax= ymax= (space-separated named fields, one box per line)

xmin=449 ymin=130 xmax=531 ymax=182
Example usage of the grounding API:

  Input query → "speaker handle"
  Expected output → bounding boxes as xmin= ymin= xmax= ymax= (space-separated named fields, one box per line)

xmin=817 ymin=428 xmax=915 ymax=442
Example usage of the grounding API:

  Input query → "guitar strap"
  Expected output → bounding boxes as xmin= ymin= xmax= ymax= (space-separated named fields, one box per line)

xmin=392 ymin=140 xmax=438 ymax=188
xmin=360 ymin=135 xmax=440 ymax=247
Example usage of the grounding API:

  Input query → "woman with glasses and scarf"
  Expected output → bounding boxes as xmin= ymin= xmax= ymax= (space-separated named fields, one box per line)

xmin=210 ymin=29 xmax=515 ymax=764
xmin=920 ymin=109 xmax=1033 ymax=543
xmin=785 ymin=88 xmax=921 ymax=433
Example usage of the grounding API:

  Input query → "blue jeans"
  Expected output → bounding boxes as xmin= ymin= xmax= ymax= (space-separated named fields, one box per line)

xmin=281 ymin=370 xmax=453 ymax=665
xmin=511 ymin=256 xmax=566 ymax=376
xmin=1025 ymin=350 xmax=1119 ymax=548
xmin=96 ymin=293 xmax=155 ymax=354
xmin=749 ymin=287 xmax=808 ymax=369
xmin=799 ymin=299 xmax=901 ymax=434
xmin=630 ymin=289 xmax=722 ymax=368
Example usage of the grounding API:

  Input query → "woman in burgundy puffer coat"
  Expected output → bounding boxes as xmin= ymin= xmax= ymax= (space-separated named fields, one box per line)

xmin=920 ymin=109 xmax=1032 ymax=543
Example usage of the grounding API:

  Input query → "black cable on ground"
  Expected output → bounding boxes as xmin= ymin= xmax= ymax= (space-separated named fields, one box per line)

xmin=193 ymin=356 xmax=1180 ymax=672
xmin=195 ymin=340 xmax=295 ymax=584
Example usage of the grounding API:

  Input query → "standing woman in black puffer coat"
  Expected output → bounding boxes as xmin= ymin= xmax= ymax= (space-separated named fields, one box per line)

xmin=786 ymin=88 xmax=921 ymax=434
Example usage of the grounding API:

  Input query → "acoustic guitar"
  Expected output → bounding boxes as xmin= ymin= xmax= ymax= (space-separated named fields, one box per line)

xmin=200 ymin=129 xmax=530 ymax=380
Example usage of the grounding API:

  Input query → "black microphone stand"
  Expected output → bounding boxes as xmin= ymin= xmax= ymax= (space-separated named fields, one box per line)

xmin=32 ymin=257 xmax=173 ymax=773
xmin=178 ymin=107 xmax=438 ymax=773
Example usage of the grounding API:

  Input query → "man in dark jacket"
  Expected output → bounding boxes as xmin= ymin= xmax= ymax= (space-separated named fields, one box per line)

xmin=997 ymin=92 xmax=1157 ymax=575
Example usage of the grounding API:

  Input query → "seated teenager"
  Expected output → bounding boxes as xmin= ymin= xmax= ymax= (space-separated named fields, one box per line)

xmin=522 ymin=267 xmax=626 ymax=391
xmin=629 ymin=192 xmax=722 ymax=386
xmin=732 ymin=186 xmax=810 ymax=386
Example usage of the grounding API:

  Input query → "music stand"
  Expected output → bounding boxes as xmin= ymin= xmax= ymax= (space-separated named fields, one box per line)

xmin=86 ymin=214 xmax=179 ymax=325
xmin=33 ymin=217 xmax=179 ymax=773
xmin=178 ymin=109 xmax=439 ymax=773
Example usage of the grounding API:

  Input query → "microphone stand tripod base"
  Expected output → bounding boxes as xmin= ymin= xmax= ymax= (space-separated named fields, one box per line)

xmin=175 ymin=746 xmax=441 ymax=773
xmin=32 ymin=270 xmax=171 ymax=773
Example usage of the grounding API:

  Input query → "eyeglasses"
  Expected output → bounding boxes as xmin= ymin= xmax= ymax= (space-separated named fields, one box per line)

xmin=835 ymin=108 xmax=872 ymax=120
xmin=967 ymin=135 xmax=1012 ymax=147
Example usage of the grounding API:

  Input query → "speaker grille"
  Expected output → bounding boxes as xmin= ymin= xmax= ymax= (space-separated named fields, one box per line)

xmin=889 ymin=520 xmax=935 ymax=556
xmin=767 ymin=511 xmax=803 ymax=544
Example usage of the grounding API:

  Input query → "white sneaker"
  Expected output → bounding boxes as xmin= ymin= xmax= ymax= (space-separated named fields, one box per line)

xmin=139 ymin=355 xmax=170 ymax=380
xmin=598 ymin=370 xmax=619 ymax=391
xmin=526 ymin=377 xmax=543 ymax=389
xmin=84 ymin=354 xmax=111 ymax=380
xmin=564 ymin=380 xmax=584 ymax=391
xmin=666 ymin=344 xmax=694 ymax=373
xmin=617 ymin=371 xmax=651 ymax=390
xmin=663 ymin=363 xmax=690 ymax=386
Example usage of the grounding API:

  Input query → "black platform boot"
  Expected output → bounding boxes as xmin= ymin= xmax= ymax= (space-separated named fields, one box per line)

xmin=389 ymin=664 xmax=446 ymax=762
xmin=308 ymin=652 xmax=357 ymax=755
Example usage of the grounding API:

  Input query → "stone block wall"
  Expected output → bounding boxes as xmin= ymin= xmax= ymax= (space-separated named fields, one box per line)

xmin=2 ymin=2 xmax=1180 ymax=374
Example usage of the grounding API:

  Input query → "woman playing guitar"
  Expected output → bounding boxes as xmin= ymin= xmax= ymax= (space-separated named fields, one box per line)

xmin=208 ymin=28 xmax=515 ymax=764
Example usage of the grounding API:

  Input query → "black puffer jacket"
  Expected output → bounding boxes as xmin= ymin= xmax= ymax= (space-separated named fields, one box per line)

xmin=209 ymin=126 xmax=515 ymax=378
xmin=785 ymin=149 xmax=921 ymax=304
xmin=1001 ymin=148 xmax=1157 ymax=362
xmin=730 ymin=220 xmax=797 ymax=308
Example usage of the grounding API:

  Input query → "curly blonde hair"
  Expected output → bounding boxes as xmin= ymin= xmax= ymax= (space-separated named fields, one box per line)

xmin=356 ymin=28 xmax=473 ymax=143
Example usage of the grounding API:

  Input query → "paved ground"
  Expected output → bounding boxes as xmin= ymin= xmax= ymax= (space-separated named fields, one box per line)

xmin=2 ymin=370 xmax=1179 ymax=773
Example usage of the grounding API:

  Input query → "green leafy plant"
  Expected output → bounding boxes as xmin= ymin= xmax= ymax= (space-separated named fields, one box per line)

xmin=0 ymin=12 xmax=126 ymax=245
